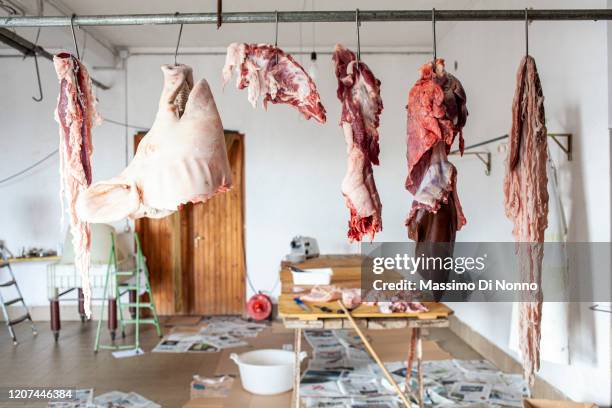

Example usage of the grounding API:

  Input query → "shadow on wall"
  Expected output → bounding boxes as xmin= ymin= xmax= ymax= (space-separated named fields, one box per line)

xmin=559 ymin=104 xmax=598 ymax=366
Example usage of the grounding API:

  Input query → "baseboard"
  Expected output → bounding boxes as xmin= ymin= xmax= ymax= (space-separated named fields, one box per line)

xmin=449 ymin=314 xmax=568 ymax=400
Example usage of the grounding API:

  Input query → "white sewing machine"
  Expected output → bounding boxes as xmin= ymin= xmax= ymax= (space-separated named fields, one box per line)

xmin=285 ymin=236 xmax=319 ymax=263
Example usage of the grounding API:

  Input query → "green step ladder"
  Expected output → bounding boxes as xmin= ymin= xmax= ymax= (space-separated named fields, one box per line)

xmin=94 ymin=232 xmax=162 ymax=352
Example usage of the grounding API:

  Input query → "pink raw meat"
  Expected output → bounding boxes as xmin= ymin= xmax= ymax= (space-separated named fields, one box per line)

xmin=504 ymin=55 xmax=548 ymax=386
xmin=54 ymin=52 xmax=100 ymax=318
xmin=76 ymin=64 xmax=232 ymax=222
xmin=223 ymin=43 xmax=326 ymax=123
xmin=300 ymin=285 xmax=342 ymax=303
xmin=333 ymin=44 xmax=383 ymax=242
xmin=405 ymin=59 xmax=467 ymax=239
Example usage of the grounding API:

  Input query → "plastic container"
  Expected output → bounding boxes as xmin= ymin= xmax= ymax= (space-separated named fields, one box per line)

xmin=230 ymin=349 xmax=308 ymax=395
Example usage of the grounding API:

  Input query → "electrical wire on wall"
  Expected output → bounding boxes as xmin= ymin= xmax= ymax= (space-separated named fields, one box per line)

xmin=0 ymin=117 xmax=146 ymax=186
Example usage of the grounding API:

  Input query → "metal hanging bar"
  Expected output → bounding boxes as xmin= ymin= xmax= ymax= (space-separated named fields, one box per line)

xmin=0 ymin=27 xmax=111 ymax=90
xmin=1 ymin=9 xmax=612 ymax=28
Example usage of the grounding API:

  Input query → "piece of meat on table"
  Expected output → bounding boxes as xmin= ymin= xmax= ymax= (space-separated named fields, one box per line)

xmin=405 ymin=59 xmax=468 ymax=301
xmin=54 ymin=52 xmax=100 ymax=318
xmin=300 ymin=285 xmax=342 ymax=303
xmin=223 ymin=42 xmax=326 ymax=123
xmin=333 ymin=44 xmax=383 ymax=242
xmin=76 ymin=64 xmax=232 ymax=223
xmin=504 ymin=55 xmax=548 ymax=387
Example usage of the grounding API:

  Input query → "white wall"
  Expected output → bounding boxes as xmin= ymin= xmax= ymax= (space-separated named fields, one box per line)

xmin=0 ymin=53 xmax=126 ymax=305
xmin=0 ymin=0 xmax=610 ymax=404
xmin=439 ymin=0 xmax=611 ymax=405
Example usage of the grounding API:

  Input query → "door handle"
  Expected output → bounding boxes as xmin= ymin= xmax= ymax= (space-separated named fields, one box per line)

xmin=194 ymin=235 xmax=204 ymax=247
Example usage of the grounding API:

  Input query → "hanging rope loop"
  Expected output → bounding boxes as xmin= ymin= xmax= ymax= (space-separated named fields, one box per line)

xmin=70 ymin=13 xmax=80 ymax=59
xmin=174 ymin=12 xmax=184 ymax=66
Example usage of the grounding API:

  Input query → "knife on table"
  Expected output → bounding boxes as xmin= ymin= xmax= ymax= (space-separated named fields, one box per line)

xmin=293 ymin=297 xmax=311 ymax=312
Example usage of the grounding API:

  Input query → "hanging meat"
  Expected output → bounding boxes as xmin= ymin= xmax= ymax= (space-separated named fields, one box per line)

xmin=332 ymin=44 xmax=383 ymax=241
xmin=405 ymin=59 xmax=468 ymax=301
xmin=223 ymin=43 xmax=326 ymax=123
xmin=504 ymin=55 xmax=548 ymax=386
xmin=76 ymin=64 xmax=232 ymax=223
xmin=54 ymin=52 xmax=100 ymax=318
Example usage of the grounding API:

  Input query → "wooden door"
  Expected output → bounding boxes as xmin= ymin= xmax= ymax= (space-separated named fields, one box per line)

xmin=189 ymin=132 xmax=246 ymax=315
xmin=135 ymin=131 xmax=245 ymax=316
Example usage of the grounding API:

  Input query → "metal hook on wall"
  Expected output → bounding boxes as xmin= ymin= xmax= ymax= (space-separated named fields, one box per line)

xmin=355 ymin=8 xmax=361 ymax=64
xmin=432 ymin=8 xmax=437 ymax=62
xmin=525 ymin=8 xmax=529 ymax=57
xmin=174 ymin=12 xmax=184 ymax=66
xmin=70 ymin=13 xmax=80 ymax=59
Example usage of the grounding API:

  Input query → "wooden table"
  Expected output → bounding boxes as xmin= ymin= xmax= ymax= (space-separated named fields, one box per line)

xmin=278 ymin=255 xmax=454 ymax=408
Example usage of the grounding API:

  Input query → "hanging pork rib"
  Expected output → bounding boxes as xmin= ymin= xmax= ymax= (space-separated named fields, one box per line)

xmin=504 ymin=55 xmax=548 ymax=386
xmin=223 ymin=43 xmax=326 ymax=123
xmin=76 ymin=64 xmax=232 ymax=224
xmin=405 ymin=59 xmax=468 ymax=300
xmin=332 ymin=44 xmax=383 ymax=241
xmin=54 ymin=52 xmax=100 ymax=318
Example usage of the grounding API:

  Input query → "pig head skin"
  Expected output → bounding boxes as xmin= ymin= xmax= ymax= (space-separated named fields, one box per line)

xmin=76 ymin=65 xmax=232 ymax=223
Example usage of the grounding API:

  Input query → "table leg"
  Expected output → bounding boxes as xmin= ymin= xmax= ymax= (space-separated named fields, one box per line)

xmin=78 ymin=288 xmax=86 ymax=322
xmin=50 ymin=299 xmax=60 ymax=342
xmin=292 ymin=327 xmax=302 ymax=408
xmin=416 ymin=328 xmax=424 ymax=408
xmin=108 ymin=298 xmax=117 ymax=342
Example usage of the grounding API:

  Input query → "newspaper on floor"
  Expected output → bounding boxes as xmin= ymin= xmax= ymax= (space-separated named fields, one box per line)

xmin=48 ymin=388 xmax=94 ymax=408
xmin=302 ymin=396 xmax=399 ymax=408
xmin=200 ymin=316 xmax=266 ymax=338
xmin=302 ymin=330 xmax=528 ymax=408
xmin=152 ymin=339 xmax=192 ymax=353
xmin=200 ymin=334 xmax=248 ymax=349
xmin=153 ymin=316 xmax=261 ymax=353
xmin=93 ymin=391 xmax=160 ymax=408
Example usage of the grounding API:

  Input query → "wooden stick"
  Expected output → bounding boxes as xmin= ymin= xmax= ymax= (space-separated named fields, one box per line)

xmin=293 ymin=327 xmax=302 ymax=408
xmin=337 ymin=301 xmax=412 ymax=408
xmin=416 ymin=328 xmax=424 ymax=408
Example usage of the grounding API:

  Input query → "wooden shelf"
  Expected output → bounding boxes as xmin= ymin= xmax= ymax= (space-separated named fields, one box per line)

xmin=7 ymin=256 xmax=60 ymax=263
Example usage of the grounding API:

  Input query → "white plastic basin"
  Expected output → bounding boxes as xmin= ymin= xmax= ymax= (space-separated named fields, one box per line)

xmin=230 ymin=349 xmax=307 ymax=395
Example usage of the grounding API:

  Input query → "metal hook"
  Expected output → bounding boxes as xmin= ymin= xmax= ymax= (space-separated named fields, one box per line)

xmin=355 ymin=9 xmax=361 ymax=64
xmin=174 ymin=12 xmax=184 ymax=66
xmin=432 ymin=8 xmax=437 ymax=63
xmin=32 ymin=52 xmax=43 ymax=102
xmin=70 ymin=13 xmax=80 ymax=59
xmin=274 ymin=10 xmax=279 ymax=63
xmin=525 ymin=8 xmax=529 ymax=57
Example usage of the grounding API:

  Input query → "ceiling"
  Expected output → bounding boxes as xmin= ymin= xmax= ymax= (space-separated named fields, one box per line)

xmin=3 ymin=0 xmax=479 ymax=56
